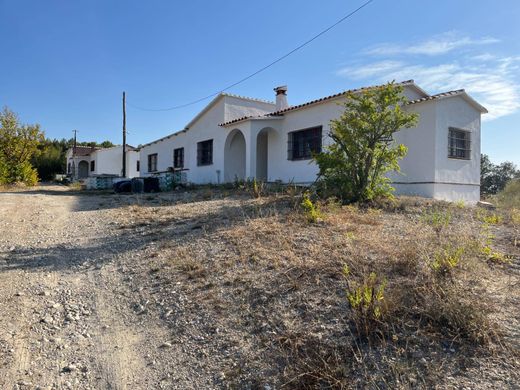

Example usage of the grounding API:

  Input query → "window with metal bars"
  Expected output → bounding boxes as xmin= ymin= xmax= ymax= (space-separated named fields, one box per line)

xmin=173 ymin=147 xmax=184 ymax=169
xmin=448 ymin=127 xmax=471 ymax=160
xmin=197 ymin=139 xmax=213 ymax=166
xmin=287 ymin=126 xmax=322 ymax=160
xmin=148 ymin=153 xmax=158 ymax=172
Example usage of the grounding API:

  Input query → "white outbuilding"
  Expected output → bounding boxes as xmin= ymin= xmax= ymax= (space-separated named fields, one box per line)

xmin=138 ymin=80 xmax=487 ymax=203
xmin=66 ymin=145 xmax=140 ymax=180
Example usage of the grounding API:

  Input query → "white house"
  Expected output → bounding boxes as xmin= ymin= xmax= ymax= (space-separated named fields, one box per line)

xmin=66 ymin=145 xmax=140 ymax=180
xmin=138 ymin=80 xmax=487 ymax=203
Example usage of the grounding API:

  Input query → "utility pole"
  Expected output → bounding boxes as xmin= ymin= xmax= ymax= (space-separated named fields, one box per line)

xmin=122 ymin=92 xmax=127 ymax=178
xmin=72 ymin=129 xmax=78 ymax=154
xmin=72 ymin=130 xmax=78 ymax=178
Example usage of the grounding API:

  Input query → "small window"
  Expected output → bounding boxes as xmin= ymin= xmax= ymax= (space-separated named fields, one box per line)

xmin=90 ymin=160 xmax=95 ymax=172
xmin=448 ymin=128 xmax=471 ymax=160
xmin=68 ymin=163 xmax=71 ymax=174
xmin=136 ymin=160 xmax=140 ymax=172
xmin=174 ymin=147 xmax=184 ymax=169
xmin=148 ymin=153 xmax=158 ymax=172
xmin=288 ymin=126 xmax=322 ymax=160
xmin=197 ymin=140 xmax=213 ymax=166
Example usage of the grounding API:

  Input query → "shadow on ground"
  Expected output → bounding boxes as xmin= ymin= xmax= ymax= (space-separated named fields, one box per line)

xmin=0 ymin=184 xmax=265 ymax=213
xmin=0 ymin=195 xmax=289 ymax=273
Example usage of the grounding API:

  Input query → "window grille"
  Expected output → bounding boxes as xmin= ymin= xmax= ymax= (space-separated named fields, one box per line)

xmin=287 ymin=126 xmax=322 ymax=160
xmin=148 ymin=153 xmax=158 ymax=172
xmin=448 ymin=128 xmax=471 ymax=160
xmin=197 ymin=140 xmax=213 ymax=166
xmin=174 ymin=147 xmax=184 ymax=169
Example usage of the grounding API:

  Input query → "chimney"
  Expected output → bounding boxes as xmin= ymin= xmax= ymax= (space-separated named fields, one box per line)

xmin=274 ymin=85 xmax=288 ymax=111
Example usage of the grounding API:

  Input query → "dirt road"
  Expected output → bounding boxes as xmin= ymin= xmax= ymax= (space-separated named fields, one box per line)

xmin=0 ymin=186 xmax=189 ymax=390
xmin=1 ymin=185 xmax=519 ymax=390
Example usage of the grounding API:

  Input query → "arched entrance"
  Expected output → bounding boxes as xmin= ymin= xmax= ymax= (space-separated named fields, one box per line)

xmin=78 ymin=160 xmax=89 ymax=179
xmin=224 ymin=129 xmax=246 ymax=182
xmin=256 ymin=127 xmax=276 ymax=181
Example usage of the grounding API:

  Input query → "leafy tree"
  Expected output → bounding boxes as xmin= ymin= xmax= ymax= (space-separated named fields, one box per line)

xmin=99 ymin=140 xmax=115 ymax=148
xmin=481 ymin=154 xmax=520 ymax=195
xmin=32 ymin=138 xmax=115 ymax=181
xmin=0 ymin=108 xmax=44 ymax=185
xmin=75 ymin=140 xmax=115 ymax=148
xmin=32 ymin=138 xmax=68 ymax=181
xmin=314 ymin=82 xmax=418 ymax=203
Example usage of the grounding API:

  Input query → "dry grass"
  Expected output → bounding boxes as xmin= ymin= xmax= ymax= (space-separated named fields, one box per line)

xmin=112 ymin=188 xmax=520 ymax=389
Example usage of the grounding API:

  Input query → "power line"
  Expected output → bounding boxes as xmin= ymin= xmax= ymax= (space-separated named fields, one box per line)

xmin=127 ymin=0 xmax=374 ymax=112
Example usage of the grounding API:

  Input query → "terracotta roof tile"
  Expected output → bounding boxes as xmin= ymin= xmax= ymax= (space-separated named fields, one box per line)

xmin=72 ymin=146 xmax=97 ymax=156
xmin=406 ymin=89 xmax=465 ymax=106
xmin=219 ymin=80 xmax=416 ymax=127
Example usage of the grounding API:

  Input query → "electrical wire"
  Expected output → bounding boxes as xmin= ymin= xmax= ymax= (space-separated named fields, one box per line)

xmin=127 ymin=0 xmax=374 ymax=112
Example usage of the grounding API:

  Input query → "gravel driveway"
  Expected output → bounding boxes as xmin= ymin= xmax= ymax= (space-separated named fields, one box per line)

xmin=0 ymin=186 xmax=181 ymax=390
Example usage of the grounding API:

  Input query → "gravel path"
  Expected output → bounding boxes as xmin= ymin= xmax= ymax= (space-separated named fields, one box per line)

xmin=0 ymin=186 xmax=182 ymax=390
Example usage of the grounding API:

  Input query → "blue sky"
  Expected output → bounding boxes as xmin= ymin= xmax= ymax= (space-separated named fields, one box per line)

xmin=1 ymin=0 xmax=519 ymax=165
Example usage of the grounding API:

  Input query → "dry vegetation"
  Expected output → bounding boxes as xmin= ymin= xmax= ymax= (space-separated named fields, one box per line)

xmin=112 ymin=185 xmax=520 ymax=389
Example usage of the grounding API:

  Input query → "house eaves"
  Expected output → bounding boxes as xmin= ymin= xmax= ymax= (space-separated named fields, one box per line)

xmin=220 ymin=80 xmax=422 ymax=127
xmin=138 ymin=129 xmax=188 ymax=149
xmin=185 ymin=93 xmax=275 ymax=130
xmin=406 ymin=90 xmax=488 ymax=113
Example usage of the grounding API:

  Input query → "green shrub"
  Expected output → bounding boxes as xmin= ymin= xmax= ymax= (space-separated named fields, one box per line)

xmin=313 ymin=82 xmax=418 ymax=203
xmin=454 ymin=199 xmax=466 ymax=209
xmin=342 ymin=265 xmax=387 ymax=338
xmin=495 ymin=179 xmax=520 ymax=209
xmin=476 ymin=209 xmax=503 ymax=224
xmin=251 ymin=178 xmax=264 ymax=198
xmin=0 ymin=108 xmax=43 ymax=186
xmin=431 ymin=245 xmax=464 ymax=276
xmin=421 ymin=208 xmax=451 ymax=236
xmin=300 ymin=192 xmax=320 ymax=223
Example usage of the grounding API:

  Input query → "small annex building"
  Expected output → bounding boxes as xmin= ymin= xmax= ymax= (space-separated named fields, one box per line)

xmin=66 ymin=145 xmax=140 ymax=180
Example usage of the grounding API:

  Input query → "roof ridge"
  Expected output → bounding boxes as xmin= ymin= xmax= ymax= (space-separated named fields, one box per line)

xmin=220 ymin=80 xmax=418 ymax=126
xmin=406 ymin=89 xmax=466 ymax=105
xmin=266 ymin=79 xmax=416 ymax=116
xmin=431 ymin=89 xmax=465 ymax=96
xmin=221 ymin=92 xmax=275 ymax=105
xmin=138 ymin=128 xmax=187 ymax=148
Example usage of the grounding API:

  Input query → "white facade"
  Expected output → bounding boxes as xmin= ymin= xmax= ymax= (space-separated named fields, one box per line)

xmin=66 ymin=145 xmax=140 ymax=180
xmin=138 ymin=81 xmax=487 ymax=203
xmin=138 ymin=94 xmax=276 ymax=184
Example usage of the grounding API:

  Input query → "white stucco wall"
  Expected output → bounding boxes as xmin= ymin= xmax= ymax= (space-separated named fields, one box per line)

xmin=91 ymin=147 xmax=122 ymax=176
xmin=127 ymin=151 xmax=140 ymax=178
xmin=139 ymin=100 xmax=227 ymax=184
xmin=138 ymin=84 xmax=483 ymax=202
xmin=392 ymin=101 xmax=437 ymax=183
xmin=88 ymin=146 xmax=140 ymax=178
xmin=224 ymin=95 xmax=275 ymax=120
xmin=232 ymin=84 xmax=438 ymax=185
xmin=139 ymin=96 xmax=276 ymax=184
xmin=433 ymin=96 xmax=481 ymax=202
xmin=248 ymin=102 xmax=340 ymax=183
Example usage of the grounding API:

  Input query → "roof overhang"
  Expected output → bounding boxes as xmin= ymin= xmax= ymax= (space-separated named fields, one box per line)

xmin=219 ymin=80 xmax=422 ymax=127
xmin=220 ymin=115 xmax=284 ymax=128
xmin=406 ymin=90 xmax=488 ymax=113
